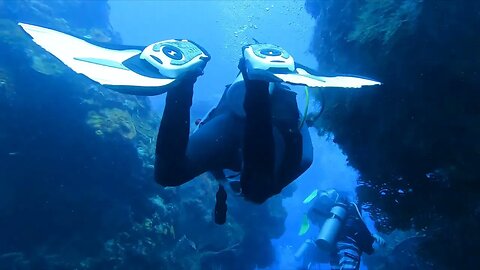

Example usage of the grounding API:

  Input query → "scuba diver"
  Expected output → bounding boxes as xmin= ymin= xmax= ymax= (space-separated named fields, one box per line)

xmin=295 ymin=189 xmax=386 ymax=270
xmin=154 ymin=44 xmax=319 ymax=225
xmin=18 ymin=23 xmax=381 ymax=225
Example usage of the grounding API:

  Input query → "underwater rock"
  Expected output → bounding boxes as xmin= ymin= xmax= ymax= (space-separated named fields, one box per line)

xmin=0 ymin=68 xmax=15 ymax=101
xmin=363 ymin=230 xmax=433 ymax=270
xmin=28 ymin=51 xmax=66 ymax=76
xmin=0 ymin=2 xmax=158 ymax=269
xmin=134 ymin=114 xmax=158 ymax=139
xmin=82 ymin=27 xmax=113 ymax=43
xmin=0 ymin=252 xmax=29 ymax=269
xmin=307 ymin=0 xmax=480 ymax=268
xmin=0 ymin=0 xmax=119 ymax=40
xmin=0 ymin=19 xmax=64 ymax=76
xmin=87 ymin=108 xmax=137 ymax=140
xmin=347 ymin=0 xmax=422 ymax=46
xmin=79 ymin=83 xmax=159 ymax=168
xmin=0 ymin=19 xmax=32 ymax=48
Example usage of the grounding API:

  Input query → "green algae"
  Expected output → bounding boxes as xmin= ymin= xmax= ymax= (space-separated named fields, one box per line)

xmin=86 ymin=108 xmax=137 ymax=140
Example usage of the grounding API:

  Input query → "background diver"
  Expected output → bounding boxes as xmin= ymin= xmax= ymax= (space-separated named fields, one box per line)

xmin=19 ymin=23 xmax=381 ymax=225
xmin=295 ymin=189 xmax=386 ymax=270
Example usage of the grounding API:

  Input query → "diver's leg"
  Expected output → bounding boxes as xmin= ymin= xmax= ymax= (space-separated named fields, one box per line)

xmin=300 ymin=124 xmax=314 ymax=171
xmin=240 ymin=78 xmax=276 ymax=203
xmin=155 ymin=79 xmax=195 ymax=186
xmin=284 ymin=123 xmax=313 ymax=181
xmin=331 ymin=241 xmax=361 ymax=270
xmin=184 ymin=113 xmax=241 ymax=173
xmin=270 ymin=89 xmax=314 ymax=194
xmin=240 ymin=80 xmax=314 ymax=202
xmin=155 ymin=89 xmax=241 ymax=186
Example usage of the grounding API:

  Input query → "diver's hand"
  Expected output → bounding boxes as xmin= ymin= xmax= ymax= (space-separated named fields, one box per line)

xmin=373 ymin=234 xmax=386 ymax=247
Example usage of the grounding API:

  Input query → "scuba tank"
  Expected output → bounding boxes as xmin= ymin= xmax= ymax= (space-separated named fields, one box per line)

xmin=294 ymin=239 xmax=315 ymax=261
xmin=315 ymin=201 xmax=349 ymax=250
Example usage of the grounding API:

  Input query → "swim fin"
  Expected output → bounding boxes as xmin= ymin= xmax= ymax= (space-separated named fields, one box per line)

xmin=18 ymin=23 xmax=210 ymax=96
xmin=284 ymin=63 xmax=382 ymax=88
xmin=242 ymin=43 xmax=381 ymax=88
xmin=303 ymin=189 xmax=319 ymax=204
xmin=299 ymin=214 xmax=311 ymax=236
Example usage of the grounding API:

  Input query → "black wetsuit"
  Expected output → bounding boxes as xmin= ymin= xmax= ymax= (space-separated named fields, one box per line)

xmin=154 ymin=72 xmax=313 ymax=205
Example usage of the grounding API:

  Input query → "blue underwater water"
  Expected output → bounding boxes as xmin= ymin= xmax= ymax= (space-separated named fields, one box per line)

xmin=1 ymin=0 xmax=479 ymax=270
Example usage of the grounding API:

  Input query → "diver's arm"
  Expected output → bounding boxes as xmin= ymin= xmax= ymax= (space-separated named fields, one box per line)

xmin=372 ymin=234 xmax=386 ymax=250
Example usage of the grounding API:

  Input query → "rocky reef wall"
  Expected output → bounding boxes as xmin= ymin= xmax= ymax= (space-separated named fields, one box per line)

xmin=305 ymin=0 xmax=480 ymax=268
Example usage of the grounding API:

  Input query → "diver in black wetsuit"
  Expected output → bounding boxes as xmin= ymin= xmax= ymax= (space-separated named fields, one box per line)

xmin=154 ymin=46 xmax=314 ymax=224
xmin=19 ymin=24 xmax=381 ymax=225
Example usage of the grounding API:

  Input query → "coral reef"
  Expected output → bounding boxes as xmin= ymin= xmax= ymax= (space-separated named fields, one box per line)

xmin=0 ymin=18 xmax=65 ymax=76
xmin=83 ymin=90 xmax=159 ymax=168
xmin=29 ymin=51 xmax=66 ymax=76
xmin=87 ymin=108 xmax=137 ymax=140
